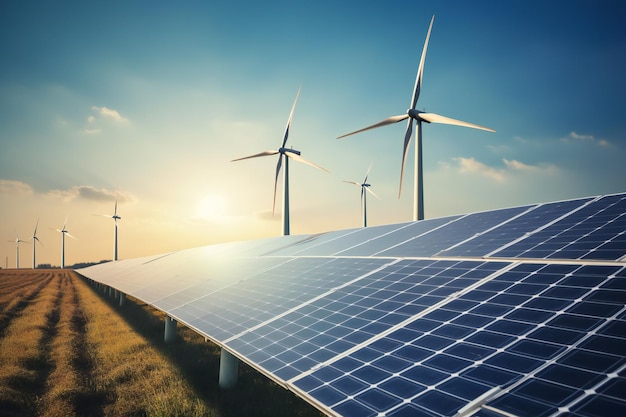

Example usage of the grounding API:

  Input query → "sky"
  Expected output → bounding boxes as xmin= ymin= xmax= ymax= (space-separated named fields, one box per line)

xmin=1 ymin=0 xmax=625 ymax=268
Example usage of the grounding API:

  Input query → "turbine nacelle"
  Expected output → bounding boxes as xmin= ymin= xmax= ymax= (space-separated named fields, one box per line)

xmin=280 ymin=147 xmax=301 ymax=156
xmin=407 ymin=109 xmax=428 ymax=121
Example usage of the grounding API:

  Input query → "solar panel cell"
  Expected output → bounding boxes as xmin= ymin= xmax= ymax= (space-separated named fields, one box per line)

xmin=77 ymin=192 xmax=626 ymax=417
xmin=571 ymin=395 xmax=626 ymax=417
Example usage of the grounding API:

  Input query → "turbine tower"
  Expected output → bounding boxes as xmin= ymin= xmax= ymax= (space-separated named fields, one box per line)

xmin=31 ymin=219 xmax=43 ymax=269
xmin=8 ymin=233 xmax=29 ymax=269
xmin=343 ymin=164 xmax=379 ymax=227
xmin=338 ymin=15 xmax=495 ymax=221
xmin=93 ymin=200 xmax=121 ymax=261
xmin=51 ymin=218 xmax=77 ymax=269
xmin=231 ymin=87 xmax=328 ymax=236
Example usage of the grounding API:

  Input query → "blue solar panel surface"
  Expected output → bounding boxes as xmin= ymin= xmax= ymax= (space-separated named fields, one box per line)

xmin=492 ymin=194 xmax=626 ymax=261
xmin=78 ymin=192 xmax=626 ymax=417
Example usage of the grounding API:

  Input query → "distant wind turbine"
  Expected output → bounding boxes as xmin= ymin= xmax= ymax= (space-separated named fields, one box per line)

xmin=51 ymin=218 xmax=77 ymax=269
xmin=337 ymin=15 xmax=495 ymax=221
xmin=343 ymin=164 xmax=379 ymax=227
xmin=93 ymin=200 xmax=121 ymax=261
xmin=30 ymin=218 xmax=43 ymax=269
xmin=8 ymin=232 xmax=29 ymax=269
xmin=231 ymin=87 xmax=329 ymax=236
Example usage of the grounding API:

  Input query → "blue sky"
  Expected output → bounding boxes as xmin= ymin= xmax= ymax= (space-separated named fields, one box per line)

xmin=1 ymin=1 xmax=625 ymax=267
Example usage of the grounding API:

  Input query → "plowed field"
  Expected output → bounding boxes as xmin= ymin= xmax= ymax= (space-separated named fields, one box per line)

xmin=0 ymin=269 xmax=321 ymax=417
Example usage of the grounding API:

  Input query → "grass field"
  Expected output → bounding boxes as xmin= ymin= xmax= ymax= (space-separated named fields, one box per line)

xmin=0 ymin=269 xmax=324 ymax=417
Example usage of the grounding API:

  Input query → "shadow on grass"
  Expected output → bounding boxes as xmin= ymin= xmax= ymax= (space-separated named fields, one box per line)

xmin=86 ymin=281 xmax=325 ymax=417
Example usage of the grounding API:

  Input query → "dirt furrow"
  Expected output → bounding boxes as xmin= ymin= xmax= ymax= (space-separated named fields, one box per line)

xmin=0 ymin=271 xmax=59 ymax=417
xmin=67 ymin=274 xmax=107 ymax=416
xmin=0 ymin=273 xmax=53 ymax=339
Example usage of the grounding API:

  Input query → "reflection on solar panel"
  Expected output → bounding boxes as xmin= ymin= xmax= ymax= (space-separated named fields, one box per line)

xmin=78 ymin=192 xmax=626 ymax=417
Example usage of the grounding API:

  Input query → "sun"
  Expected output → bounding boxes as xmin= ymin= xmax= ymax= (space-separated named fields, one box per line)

xmin=196 ymin=194 xmax=227 ymax=220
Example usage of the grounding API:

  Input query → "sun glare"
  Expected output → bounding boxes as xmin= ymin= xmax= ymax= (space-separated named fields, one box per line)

xmin=196 ymin=194 xmax=227 ymax=219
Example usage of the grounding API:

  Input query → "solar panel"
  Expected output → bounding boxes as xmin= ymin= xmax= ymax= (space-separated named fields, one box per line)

xmin=492 ymin=194 xmax=626 ymax=261
xmin=379 ymin=206 xmax=534 ymax=258
xmin=293 ymin=263 xmax=625 ymax=416
xmin=439 ymin=197 xmax=593 ymax=258
xmin=77 ymin=192 xmax=626 ymax=417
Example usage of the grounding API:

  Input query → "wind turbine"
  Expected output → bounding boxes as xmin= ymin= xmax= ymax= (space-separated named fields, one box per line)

xmin=93 ymin=200 xmax=121 ymax=261
xmin=231 ymin=87 xmax=328 ymax=236
xmin=8 ymin=232 xmax=29 ymax=269
xmin=30 ymin=219 xmax=43 ymax=269
xmin=337 ymin=15 xmax=495 ymax=221
xmin=343 ymin=164 xmax=379 ymax=227
xmin=51 ymin=218 xmax=77 ymax=269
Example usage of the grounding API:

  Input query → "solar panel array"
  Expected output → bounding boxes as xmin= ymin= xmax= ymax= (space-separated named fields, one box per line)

xmin=78 ymin=193 xmax=626 ymax=417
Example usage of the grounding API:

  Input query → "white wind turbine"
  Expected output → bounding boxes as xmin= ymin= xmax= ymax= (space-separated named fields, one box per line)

xmin=51 ymin=218 xmax=77 ymax=269
xmin=343 ymin=164 xmax=379 ymax=228
xmin=338 ymin=15 xmax=495 ymax=221
xmin=8 ymin=232 xmax=29 ymax=269
xmin=231 ymin=87 xmax=328 ymax=236
xmin=93 ymin=200 xmax=121 ymax=261
xmin=30 ymin=219 xmax=43 ymax=269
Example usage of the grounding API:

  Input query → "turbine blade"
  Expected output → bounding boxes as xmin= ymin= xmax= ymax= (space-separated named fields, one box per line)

xmin=365 ymin=187 xmax=381 ymax=200
xmin=410 ymin=15 xmax=435 ymax=110
xmin=281 ymin=86 xmax=301 ymax=149
xmin=114 ymin=200 xmax=118 ymax=216
xmin=337 ymin=115 xmax=409 ymax=139
xmin=419 ymin=112 xmax=495 ymax=132
xmin=285 ymin=152 xmax=329 ymax=173
xmin=342 ymin=180 xmax=361 ymax=186
xmin=273 ymin=154 xmax=283 ymax=215
xmin=33 ymin=218 xmax=39 ymax=236
xmin=399 ymin=119 xmax=414 ymax=197
xmin=363 ymin=163 xmax=373 ymax=183
xmin=231 ymin=150 xmax=279 ymax=162
xmin=66 ymin=232 xmax=78 ymax=240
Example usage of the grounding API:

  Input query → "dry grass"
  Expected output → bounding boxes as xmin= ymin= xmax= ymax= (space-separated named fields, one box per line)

xmin=0 ymin=269 xmax=324 ymax=417
xmin=0 ymin=270 xmax=62 ymax=415
xmin=75 ymin=276 xmax=213 ymax=417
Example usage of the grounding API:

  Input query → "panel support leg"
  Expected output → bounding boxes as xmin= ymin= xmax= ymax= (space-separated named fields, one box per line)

xmin=164 ymin=316 xmax=177 ymax=343
xmin=119 ymin=292 xmax=125 ymax=307
xmin=219 ymin=349 xmax=239 ymax=389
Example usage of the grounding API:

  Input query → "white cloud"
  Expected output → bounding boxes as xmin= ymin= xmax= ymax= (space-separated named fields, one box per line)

xmin=47 ymin=185 xmax=135 ymax=203
xmin=570 ymin=131 xmax=594 ymax=141
xmin=90 ymin=105 xmax=129 ymax=123
xmin=0 ymin=179 xmax=34 ymax=196
xmin=503 ymin=158 xmax=558 ymax=174
xmin=453 ymin=157 xmax=506 ymax=182
xmin=503 ymin=158 xmax=538 ymax=171
xmin=563 ymin=131 xmax=611 ymax=147
xmin=448 ymin=157 xmax=557 ymax=184
xmin=81 ymin=106 xmax=129 ymax=135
